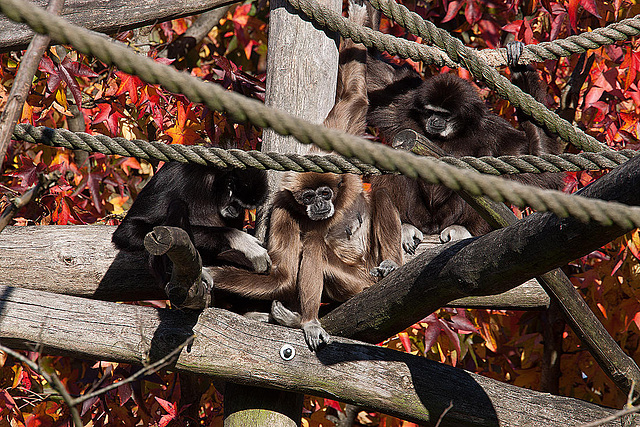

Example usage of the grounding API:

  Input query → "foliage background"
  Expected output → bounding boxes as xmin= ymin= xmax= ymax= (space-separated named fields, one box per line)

xmin=0 ymin=0 xmax=640 ymax=425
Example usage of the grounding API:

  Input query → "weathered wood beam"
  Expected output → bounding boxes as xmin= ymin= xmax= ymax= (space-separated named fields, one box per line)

xmin=0 ymin=225 xmax=549 ymax=309
xmin=0 ymin=285 xmax=626 ymax=426
xmin=0 ymin=0 xmax=235 ymax=52
xmin=322 ymin=156 xmax=640 ymax=344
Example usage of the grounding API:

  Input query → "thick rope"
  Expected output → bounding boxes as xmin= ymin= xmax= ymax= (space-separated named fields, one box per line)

xmin=12 ymin=124 xmax=638 ymax=175
xmin=2 ymin=0 xmax=640 ymax=230
xmin=287 ymin=0 xmax=607 ymax=153
xmin=527 ymin=16 xmax=640 ymax=62
xmin=12 ymin=124 xmax=382 ymax=175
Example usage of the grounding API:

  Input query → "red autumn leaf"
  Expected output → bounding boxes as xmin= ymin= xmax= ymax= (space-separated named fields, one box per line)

xmin=550 ymin=11 xmax=568 ymax=41
xmin=464 ymin=0 xmax=482 ymax=25
xmin=621 ymin=49 xmax=640 ymax=89
xmin=580 ymin=0 xmax=600 ymax=19
xmin=441 ymin=320 xmax=462 ymax=357
xmin=38 ymin=55 xmax=97 ymax=108
xmin=397 ymin=332 xmax=412 ymax=353
xmin=540 ymin=0 xmax=552 ymax=13
xmin=92 ymin=102 xmax=125 ymax=135
xmin=502 ymin=20 xmax=524 ymax=35
xmin=25 ymin=414 xmax=54 ymax=427
xmin=86 ymin=171 xmax=104 ymax=214
xmin=139 ymin=86 xmax=166 ymax=130
xmin=0 ymin=389 xmax=24 ymax=422
xmin=441 ymin=0 xmax=463 ymax=23
xmin=423 ymin=314 xmax=441 ymax=350
xmin=567 ymin=0 xmax=580 ymax=32
xmin=155 ymin=396 xmax=177 ymax=427
xmin=172 ymin=18 xmax=189 ymax=35
xmin=232 ymin=4 xmax=252 ymax=28
xmin=115 ymin=71 xmax=143 ymax=105
xmin=633 ymin=311 xmax=640 ymax=331
xmin=323 ymin=399 xmax=342 ymax=412
xmin=449 ymin=310 xmax=477 ymax=334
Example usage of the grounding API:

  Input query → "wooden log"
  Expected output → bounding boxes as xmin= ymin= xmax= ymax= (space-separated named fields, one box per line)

xmin=0 ymin=0 xmax=235 ymax=52
xmin=0 ymin=225 xmax=550 ymax=309
xmin=0 ymin=224 xmax=162 ymax=301
xmin=260 ymin=0 xmax=340 ymax=156
xmin=0 ymin=285 xmax=627 ymax=426
xmin=322 ymin=155 xmax=640 ymax=344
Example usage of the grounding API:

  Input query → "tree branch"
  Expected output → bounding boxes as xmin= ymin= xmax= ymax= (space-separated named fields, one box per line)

xmin=0 ymin=0 xmax=64 ymax=168
xmin=0 ymin=0 xmax=236 ymax=52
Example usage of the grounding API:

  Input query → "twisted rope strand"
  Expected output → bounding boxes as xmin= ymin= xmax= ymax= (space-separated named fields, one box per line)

xmin=354 ymin=0 xmax=609 ymax=152
xmin=527 ymin=16 xmax=640 ymax=62
xmin=2 ymin=0 xmax=640 ymax=230
xmin=13 ymin=124 xmax=638 ymax=175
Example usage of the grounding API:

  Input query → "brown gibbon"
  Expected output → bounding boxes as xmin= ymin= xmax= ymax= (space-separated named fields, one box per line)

xmin=209 ymin=0 xmax=402 ymax=351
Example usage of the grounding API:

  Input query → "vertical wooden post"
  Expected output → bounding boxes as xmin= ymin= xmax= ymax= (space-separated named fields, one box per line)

xmin=224 ymin=0 xmax=340 ymax=424
xmin=261 ymin=0 xmax=340 ymax=155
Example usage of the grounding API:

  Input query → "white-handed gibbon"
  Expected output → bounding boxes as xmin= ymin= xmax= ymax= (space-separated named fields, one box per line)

xmin=367 ymin=41 xmax=564 ymax=248
xmin=208 ymin=0 xmax=402 ymax=351
xmin=112 ymin=163 xmax=271 ymax=286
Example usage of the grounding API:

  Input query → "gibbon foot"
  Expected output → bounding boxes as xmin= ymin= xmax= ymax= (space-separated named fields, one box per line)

xmin=370 ymin=259 xmax=399 ymax=278
xmin=401 ymin=223 xmax=424 ymax=254
xmin=302 ymin=319 xmax=331 ymax=352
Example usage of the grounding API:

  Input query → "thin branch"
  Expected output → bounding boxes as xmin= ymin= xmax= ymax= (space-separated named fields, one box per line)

xmin=0 ymin=344 xmax=82 ymax=427
xmin=0 ymin=171 xmax=60 ymax=232
xmin=0 ymin=0 xmax=65 ymax=169
xmin=70 ymin=335 xmax=194 ymax=405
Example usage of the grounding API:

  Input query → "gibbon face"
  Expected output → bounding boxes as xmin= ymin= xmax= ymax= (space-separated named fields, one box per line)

xmin=299 ymin=186 xmax=335 ymax=221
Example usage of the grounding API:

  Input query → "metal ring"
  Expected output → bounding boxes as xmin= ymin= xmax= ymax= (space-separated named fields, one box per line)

xmin=280 ymin=344 xmax=296 ymax=361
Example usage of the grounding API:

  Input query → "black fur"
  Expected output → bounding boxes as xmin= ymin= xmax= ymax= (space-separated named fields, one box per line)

xmin=368 ymin=54 xmax=563 ymax=236
xmin=112 ymin=162 xmax=269 ymax=282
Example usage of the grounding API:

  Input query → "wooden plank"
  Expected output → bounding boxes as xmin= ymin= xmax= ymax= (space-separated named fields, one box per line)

xmin=0 ymin=0 xmax=234 ymax=52
xmin=0 ymin=224 xmax=550 ymax=309
xmin=0 ymin=285 xmax=625 ymax=426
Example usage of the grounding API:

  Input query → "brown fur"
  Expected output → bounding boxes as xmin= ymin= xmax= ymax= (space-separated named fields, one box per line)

xmin=367 ymin=55 xmax=564 ymax=237
xmin=211 ymin=172 xmax=401 ymax=324
xmin=210 ymin=1 xmax=401 ymax=332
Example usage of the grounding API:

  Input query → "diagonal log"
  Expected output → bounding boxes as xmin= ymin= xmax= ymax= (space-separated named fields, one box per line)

xmin=0 ymin=284 xmax=627 ymax=426
xmin=322 ymin=154 xmax=640 ymax=344
xmin=394 ymin=129 xmax=640 ymax=396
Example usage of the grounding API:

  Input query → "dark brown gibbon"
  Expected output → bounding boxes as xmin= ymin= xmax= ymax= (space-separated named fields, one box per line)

xmin=367 ymin=41 xmax=564 ymax=249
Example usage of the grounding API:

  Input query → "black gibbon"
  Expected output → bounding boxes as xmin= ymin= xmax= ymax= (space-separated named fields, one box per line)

xmin=112 ymin=162 xmax=271 ymax=285
xmin=367 ymin=41 xmax=564 ymax=248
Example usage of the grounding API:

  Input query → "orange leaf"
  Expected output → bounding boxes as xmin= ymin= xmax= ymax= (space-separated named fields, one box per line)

xmin=567 ymin=0 xmax=579 ymax=32
xmin=633 ymin=312 xmax=640 ymax=331
xmin=596 ymin=302 xmax=608 ymax=319
xmin=115 ymin=71 xmax=143 ymax=105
